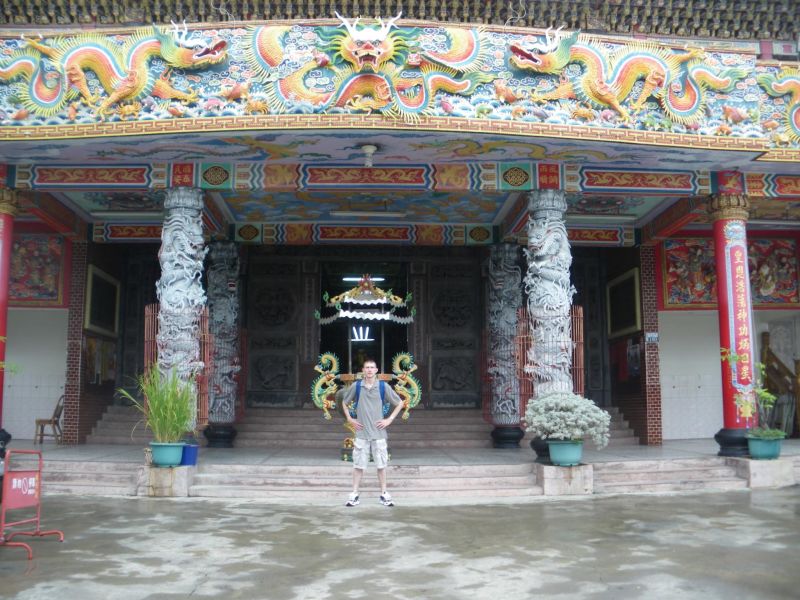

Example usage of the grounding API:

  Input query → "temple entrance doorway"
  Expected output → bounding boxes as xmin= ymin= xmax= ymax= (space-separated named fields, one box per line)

xmin=318 ymin=261 xmax=410 ymax=374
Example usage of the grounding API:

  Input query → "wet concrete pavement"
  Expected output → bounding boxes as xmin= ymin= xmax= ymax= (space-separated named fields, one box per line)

xmin=1 ymin=488 xmax=799 ymax=599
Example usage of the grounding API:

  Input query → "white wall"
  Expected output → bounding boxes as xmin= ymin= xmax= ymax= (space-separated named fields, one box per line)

xmin=658 ymin=311 xmax=724 ymax=439
xmin=2 ymin=308 xmax=68 ymax=439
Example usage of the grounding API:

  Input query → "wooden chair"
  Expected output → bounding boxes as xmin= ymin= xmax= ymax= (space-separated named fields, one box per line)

xmin=34 ymin=395 xmax=64 ymax=444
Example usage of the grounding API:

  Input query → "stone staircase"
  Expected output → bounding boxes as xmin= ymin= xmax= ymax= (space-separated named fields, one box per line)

xmin=593 ymin=457 xmax=749 ymax=494
xmin=41 ymin=460 xmax=141 ymax=496
xmin=88 ymin=405 xmax=498 ymax=448
xmin=88 ymin=404 xmax=640 ymax=449
xmin=234 ymin=407 xmax=494 ymax=449
xmin=188 ymin=462 xmax=541 ymax=501
xmin=86 ymin=405 xmax=149 ymax=445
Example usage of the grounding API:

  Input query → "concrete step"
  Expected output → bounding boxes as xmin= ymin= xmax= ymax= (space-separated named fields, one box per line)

xmin=41 ymin=460 xmax=142 ymax=496
xmin=188 ymin=485 xmax=543 ymax=499
xmin=593 ymin=457 xmax=748 ymax=494
xmin=42 ymin=483 xmax=139 ymax=496
xmin=197 ymin=463 xmax=536 ymax=477
xmin=232 ymin=438 xmax=493 ymax=449
xmin=594 ymin=479 xmax=748 ymax=494
xmin=191 ymin=473 xmax=536 ymax=489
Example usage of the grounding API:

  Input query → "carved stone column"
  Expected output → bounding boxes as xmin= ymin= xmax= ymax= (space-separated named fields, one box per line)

xmin=204 ymin=242 xmax=241 ymax=447
xmin=156 ymin=187 xmax=207 ymax=428
xmin=708 ymin=193 xmax=755 ymax=457
xmin=0 ymin=189 xmax=18 ymax=426
xmin=524 ymin=190 xmax=576 ymax=398
xmin=487 ymin=243 xmax=524 ymax=448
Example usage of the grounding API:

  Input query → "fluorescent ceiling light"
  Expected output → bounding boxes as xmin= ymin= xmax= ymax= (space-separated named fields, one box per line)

xmin=329 ymin=210 xmax=407 ymax=218
xmin=342 ymin=276 xmax=385 ymax=282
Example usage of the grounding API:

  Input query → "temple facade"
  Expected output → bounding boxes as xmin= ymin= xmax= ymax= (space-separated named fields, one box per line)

xmin=0 ymin=2 xmax=798 ymax=455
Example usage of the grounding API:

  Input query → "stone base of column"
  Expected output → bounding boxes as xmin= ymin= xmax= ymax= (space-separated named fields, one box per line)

xmin=203 ymin=424 xmax=238 ymax=448
xmin=491 ymin=426 xmax=525 ymax=448
xmin=714 ymin=427 xmax=749 ymax=457
xmin=529 ymin=437 xmax=551 ymax=464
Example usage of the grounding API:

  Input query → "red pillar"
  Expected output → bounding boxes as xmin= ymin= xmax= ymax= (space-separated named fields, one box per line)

xmin=0 ymin=189 xmax=18 ymax=427
xmin=709 ymin=191 xmax=754 ymax=456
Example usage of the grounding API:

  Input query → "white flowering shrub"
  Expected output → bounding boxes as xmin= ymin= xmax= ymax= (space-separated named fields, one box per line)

xmin=524 ymin=392 xmax=611 ymax=449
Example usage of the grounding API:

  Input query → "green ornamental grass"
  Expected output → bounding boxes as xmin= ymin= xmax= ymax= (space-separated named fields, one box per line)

xmin=118 ymin=367 xmax=195 ymax=443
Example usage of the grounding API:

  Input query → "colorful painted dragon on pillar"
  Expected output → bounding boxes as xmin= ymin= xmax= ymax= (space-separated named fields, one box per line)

xmin=0 ymin=22 xmax=227 ymax=117
xmin=245 ymin=12 xmax=491 ymax=122
xmin=510 ymin=29 xmax=746 ymax=124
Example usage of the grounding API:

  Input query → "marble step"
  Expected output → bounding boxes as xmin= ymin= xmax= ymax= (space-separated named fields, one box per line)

xmin=191 ymin=473 xmax=536 ymax=489
xmin=42 ymin=483 xmax=139 ymax=496
xmin=593 ymin=457 xmax=748 ymax=493
xmin=594 ymin=479 xmax=748 ymax=494
xmin=232 ymin=438 xmax=493 ymax=449
xmin=188 ymin=485 xmax=543 ymax=500
xmin=41 ymin=461 xmax=142 ymax=496
xmin=197 ymin=463 xmax=536 ymax=476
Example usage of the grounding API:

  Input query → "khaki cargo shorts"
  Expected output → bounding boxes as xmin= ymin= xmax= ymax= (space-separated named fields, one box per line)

xmin=352 ymin=438 xmax=388 ymax=470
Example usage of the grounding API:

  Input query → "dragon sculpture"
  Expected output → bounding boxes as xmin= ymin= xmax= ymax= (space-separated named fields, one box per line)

xmin=311 ymin=351 xmax=341 ymax=420
xmin=245 ymin=12 xmax=491 ymax=122
xmin=510 ymin=29 xmax=746 ymax=124
xmin=757 ymin=68 xmax=800 ymax=142
xmin=311 ymin=350 xmax=420 ymax=460
xmin=390 ymin=351 xmax=421 ymax=419
xmin=311 ymin=350 xmax=421 ymax=421
xmin=0 ymin=22 xmax=227 ymax=117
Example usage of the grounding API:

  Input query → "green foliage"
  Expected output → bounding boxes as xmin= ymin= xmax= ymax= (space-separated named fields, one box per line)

xmin=117 ymin=367 xmax=195 ymax=443
xmin=524 ymin=392 xmax=611 ymax=449
xmin=720 ymin=348 xmax=786 ymax=440
xmin=746 ymin=427 xmax=786 ymax=440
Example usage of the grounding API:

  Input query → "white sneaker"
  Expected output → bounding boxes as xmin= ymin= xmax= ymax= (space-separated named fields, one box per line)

xmin=380 ymin=492 xmax=394 ymax=507
xmin=345 ymin=492 xmax=360 ymax=507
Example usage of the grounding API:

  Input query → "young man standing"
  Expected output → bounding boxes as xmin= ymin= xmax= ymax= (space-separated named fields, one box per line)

xmin=341 ymin=358 xmax=404 ymax=507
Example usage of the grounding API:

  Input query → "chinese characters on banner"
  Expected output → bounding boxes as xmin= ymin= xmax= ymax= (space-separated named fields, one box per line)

xmin=730 ymin=245 xmax=752 ymax=388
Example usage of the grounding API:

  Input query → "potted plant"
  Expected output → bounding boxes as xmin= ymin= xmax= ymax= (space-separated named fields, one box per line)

xmin=720 ymin=348 xmax=786 ymax=460
xmin=523 ymin=392 xmax=611 ymax=466
xmin=117 ymin=367 xmax=196 ymax=467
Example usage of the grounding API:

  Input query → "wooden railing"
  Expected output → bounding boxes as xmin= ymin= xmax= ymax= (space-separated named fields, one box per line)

xmin=482 ymin=304 xmax=584 ymax=424
xmin=144 ymin=304 xmax=211 ymax=429
xmin=760 ymin=332 xmax=799 ymax=436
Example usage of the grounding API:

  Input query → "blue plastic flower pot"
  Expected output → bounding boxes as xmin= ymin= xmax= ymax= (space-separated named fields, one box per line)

xmin=747 ymin=437 xmax=782 ymax=460
xmin=150 ymin=442 xmax=185 ymax=467
xmin=180 ymin=443 xmax=199 ymax=466
xmin=546 ymin=440 xmax=584 ymax=466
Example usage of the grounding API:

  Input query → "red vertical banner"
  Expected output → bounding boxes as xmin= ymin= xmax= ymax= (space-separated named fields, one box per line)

xmin=0 ymin=212 xmax=13 ymax=426
xmin=714 ymin=218 xmax=755 ymax=429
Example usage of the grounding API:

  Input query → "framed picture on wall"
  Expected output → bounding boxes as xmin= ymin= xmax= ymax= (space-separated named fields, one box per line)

xmin=606 ymin=267 xmax=641 ymax=339
xmin=84 ymin=265 xmax=120 ymax=338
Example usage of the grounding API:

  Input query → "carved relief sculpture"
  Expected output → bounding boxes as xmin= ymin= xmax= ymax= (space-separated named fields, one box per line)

xmin=487 ymin=243 xmax=522 ymax=426
xmin=156 ymin=187 xmax=207 ymax=426
xmin=523 ymin=190 xmax=576 ymax=397
xmin=207 ymin=242 xmax=241 ymax=424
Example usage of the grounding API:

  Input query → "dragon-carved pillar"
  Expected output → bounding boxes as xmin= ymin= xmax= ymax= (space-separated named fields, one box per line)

xmin=204 ymin=241 xmax=241 ymax=448
xmin=487 ymin=243 xmax=525 ymax=448
xmin=156 ymin=187 xmax=207 ymax=428
xmin=523 ymin=190 xmax=576 ymax=399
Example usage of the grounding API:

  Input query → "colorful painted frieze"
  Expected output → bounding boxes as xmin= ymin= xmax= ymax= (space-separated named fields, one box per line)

xmin=659 ymin=237 xmax=799 ymax=309
xmin=0 ymin=19 xmax=796 ymax=151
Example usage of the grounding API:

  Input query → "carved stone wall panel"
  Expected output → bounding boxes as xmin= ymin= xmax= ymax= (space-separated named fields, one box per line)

xmin=431 ymin=287 xmax=476 ymax=331
xmin=119 ymin=250 xmax=159 ymax=402
xmin=427 ymin=259 xmax=483 ymax=408
xmin=246 ymin=257 xmax=303 ymax=406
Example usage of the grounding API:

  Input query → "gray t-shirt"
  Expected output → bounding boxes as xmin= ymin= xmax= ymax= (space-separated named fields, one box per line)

xmin=342 ymin=380 xmax=402 ymax=441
